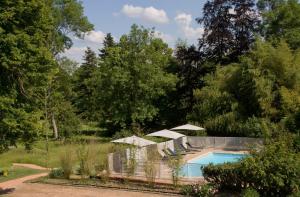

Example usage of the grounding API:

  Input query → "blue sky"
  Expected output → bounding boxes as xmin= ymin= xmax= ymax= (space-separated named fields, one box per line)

xmin=64 ymin=0 xmax=206 ymax=62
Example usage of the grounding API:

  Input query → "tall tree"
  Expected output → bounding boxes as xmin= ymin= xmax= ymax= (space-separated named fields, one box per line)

xmin=174 ymin=43 xmax=214 ymax=116
xmin=51 ymin=0 xmax=94 ymax=54
xmin=0 ymin=0 xmax=55 ymax=151
xmin=92 ymin=25 xmax=177 ymax=133
xmin=197 ymin=0 xmax=234 ymax=63
xmin=45 ymin=0 xmax=93 ymax=138
xmin=99 ymin=33 xmax=115 ymax=59
xmin=197 ymin=0 xmax=259 ymax=63
xmin=0 ymin=0 xmax=93 ymax=150
xmin=258 ymin=0 xmax=300 ymax=50
xmin=73 ymin=47 xmax=97 ymax=120
xmin=189 ymin=40 xmax=300 ymax=136
xmin=231 ymin=0 xmax=259 ymax=58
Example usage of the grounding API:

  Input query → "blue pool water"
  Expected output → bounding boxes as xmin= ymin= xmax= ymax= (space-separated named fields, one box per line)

xmin=180 ymin=152 xmax=247 ymax=177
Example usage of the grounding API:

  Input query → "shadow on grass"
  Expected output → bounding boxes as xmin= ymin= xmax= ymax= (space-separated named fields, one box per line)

xmin=0 ymin=187 xmax=15 ymax=195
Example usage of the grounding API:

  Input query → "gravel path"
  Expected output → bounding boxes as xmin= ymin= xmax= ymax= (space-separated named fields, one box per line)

xmin=0 ymin=173 xmax=48 ymax=190
xmin=6 ymin=183 xmax=172 ymax=197
xmin=12 ymin=163 xmax=49 ymax=170
xmin=0 ymin=163 xmax=174 ymax=196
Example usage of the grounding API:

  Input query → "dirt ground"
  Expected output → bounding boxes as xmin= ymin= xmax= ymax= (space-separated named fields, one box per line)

xmin=3 ymin=183 xmax=174 ymax=197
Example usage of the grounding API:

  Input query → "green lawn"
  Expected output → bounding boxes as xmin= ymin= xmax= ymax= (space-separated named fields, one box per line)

xmin=0 ymin=166 xmax=45 ymax=183
xmin=0 ymin=138 xmax=115 ymax=168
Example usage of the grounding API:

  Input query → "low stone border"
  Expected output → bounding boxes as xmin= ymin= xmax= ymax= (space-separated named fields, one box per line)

xmin=29 ymin=177 xmax=184 ymax=196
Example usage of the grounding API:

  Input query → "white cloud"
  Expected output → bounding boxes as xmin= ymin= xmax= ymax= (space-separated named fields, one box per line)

xmin=175 ymin=13 xmax=204 ymax=40
xmin=229 ymin=8 xmax=236 ymax=15
xmin=63 ymin=47 xmax=87 ymax=62
xmin=153 ymin=31 xmax=174 ymax=43
xmin=121 ymin=4 xmax=169 ymax=24
xmin=64 ymin=31 xmax=105 ymax=62
xmin=84 ymin=30 xmax=106 ymax=43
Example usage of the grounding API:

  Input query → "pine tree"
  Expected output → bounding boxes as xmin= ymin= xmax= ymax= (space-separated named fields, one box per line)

xmin=99 ymin=33 xmax=115 ymax=59
xmin=73 ymin=47 xmax=97 ymax=119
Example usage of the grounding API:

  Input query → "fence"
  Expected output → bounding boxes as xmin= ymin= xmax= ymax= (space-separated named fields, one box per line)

xmin=109 ymin=159 xmax=204 ymax=181
xmin=108 ymin=137 xmax=263 ymax=181
xmin=187 ymin=136 xmax=263 ymax=150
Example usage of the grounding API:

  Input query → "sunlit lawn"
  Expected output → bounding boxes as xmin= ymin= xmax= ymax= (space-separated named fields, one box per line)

xmin=0 ymin=137 xmax=115 ymax=168
xmin=0 ymin=166 xmax=45 ymax=183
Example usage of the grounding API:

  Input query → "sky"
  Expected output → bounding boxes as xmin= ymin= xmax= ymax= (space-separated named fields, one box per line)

xmin=64 ymin=0 xmax=206 ymax=63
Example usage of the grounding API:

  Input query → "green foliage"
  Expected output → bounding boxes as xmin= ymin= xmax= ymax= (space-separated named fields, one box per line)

xmin=202 ymin=162 xmax=243 ymax=191
xmin=112 ymin=129 xmax=133 ymax=140
xmin=0 ymin=0 xmax=92 ymax=150
xmin=181 ymin=183 xmax=214 ymax=197
xmin=59 ymin=147 xmax=74 ymax=179
xmin=293 ymin=135 xmax=300 ymax=152
xmin=203 ymin=140 xmax=300 ymax=196
xmin=123 ymin=147 xmax=137 ymax=177
xmin=143 ymin=148 xmax=160 ymax=186
xmin=166 ymin=148 xmax=184 ymax=187
xmin=189 ymin=40 xmax=300 ymax=137
xmin=0 ymin=167 xmax=44 ymax=182
xmin=259 ymin=0 xmax=300 ymax=50
xmin=49 ymin=168 xmax=64 ymax=179
xmin=92 ymin=25 xmax=177 ymax=133
xmin=0 ymin=168 xmax=8 ymax=177
xmin=0 ymin=0 xmax=55 ymax=151
xmin=76 ymin=144 xmax=91 ymax=177
xmin=52 ymin=0 xmax=94 ymax=53
xmin=73 ymin=47 xmax=97 ymax=120
xmin=241 ymin=188 xmax=260 ymax=197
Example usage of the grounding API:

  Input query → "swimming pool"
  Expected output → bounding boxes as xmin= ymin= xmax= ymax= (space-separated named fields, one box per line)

xmin=180 ymin=152 xmax=247 ymax=177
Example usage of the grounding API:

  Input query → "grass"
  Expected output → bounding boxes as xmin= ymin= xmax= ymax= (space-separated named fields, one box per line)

xmin=0 ymin=137 xmax=115 ymax=169
xmin=0 ymin=166 xmax=45 ymax=183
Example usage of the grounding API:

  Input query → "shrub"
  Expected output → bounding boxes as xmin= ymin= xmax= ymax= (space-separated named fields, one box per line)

xmin=180 ymin=183 xmax=214 ymax=197
xmin=203 ymin=140 xmax=300 ymax=196
xmin=0 ymin=168 xmax=8 ymax=177
xmin=125 ymin=147 xmax=137 ymax=177
xmin=112 ymin=129 xmax=132 ymax=140
xmin=59 ymin=148 xmax=74 ymax=179
xmin=76 ymin=143 xmax=100 ymax=177
xmin=76 ymin=143 xmax=98 ymax=177
xmin=293 ymin=135 xmax=300 ymax=152
xmin=202 ymin=162 xmax=243 ymax=191
xmin=241 ymin=188 xmax=260 ymax=197
xmin=166 ymin=147 xmax=184 ymax=188
xmin=49 ymin=168 xmax=64 ymax=178
xmin=144 ymin=148 xmax=160 ymax=186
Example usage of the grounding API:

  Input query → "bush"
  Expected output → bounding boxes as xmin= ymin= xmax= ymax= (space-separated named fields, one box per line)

xmin=59 ymin=148 xmax=74 ymax=179
xmin=293 ymin=135 xmax=300 ymax=152
xmin=180 ymin=183 xmax=214 ymax=197
xmin=144 ymin=148 xmax=160 ymax=186
xmin=112 ymin=129 xmax=132 ymax=140
xmin=166 ymin=148 xmax=184 ymax=188
xmin=203 ymin=140 xmax=300 ymax=196
xmin=202 ymin=162 xmax=243 ymax=191
xmin=241 ymin=188 xmax=260 ymax=197
xmin=76 ymin=143 xmax=100 ymax=178
xmin=49 ymin=168 xmax=64 ymax=178
xmin=0 ymin=168 xmax=8 ymax=177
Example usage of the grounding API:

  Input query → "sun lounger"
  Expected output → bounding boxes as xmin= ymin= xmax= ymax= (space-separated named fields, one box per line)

xmin=179 ymin=143 xmax=197 ymax=153
xmin=167 ymin=148 xmax=187 ymax=155
xmin=186 ymin=142 xmax=204 ymax=150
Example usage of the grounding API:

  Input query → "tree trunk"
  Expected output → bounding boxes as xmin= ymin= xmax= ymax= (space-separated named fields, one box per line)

xmin=51 ymin=113 xmax=58 ymax=139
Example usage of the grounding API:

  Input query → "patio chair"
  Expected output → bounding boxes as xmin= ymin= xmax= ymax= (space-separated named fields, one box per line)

xmin=167 ymin=148 xmax=187 ymax=156
xmin=179 ymin=143 xmax=197 ymax=153
xmin=186 ymin=142 xmax=204 ymax=150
